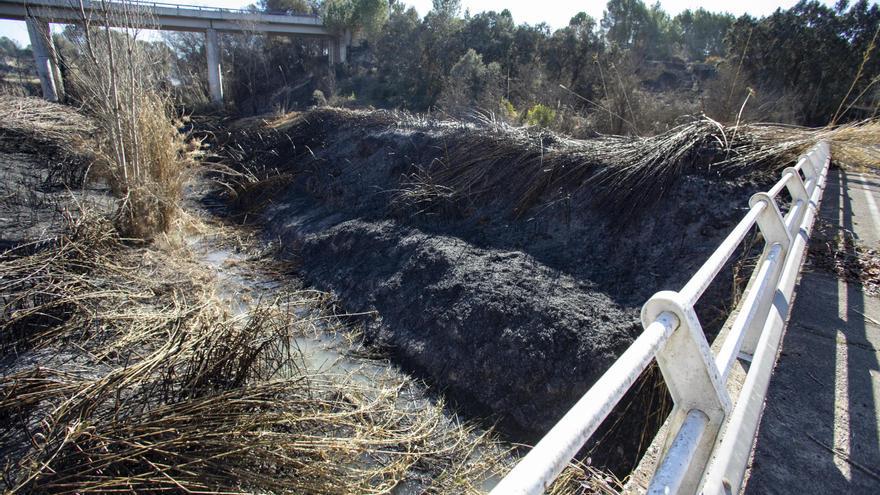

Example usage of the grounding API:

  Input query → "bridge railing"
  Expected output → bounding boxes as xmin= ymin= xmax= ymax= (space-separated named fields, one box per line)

xmin=127 ymin=0 xmax=319 ymax=17
xmin=490 ymin=141 xmax=832 ymax=495
xmin=126 ymin=0 xmax=253 ymax=13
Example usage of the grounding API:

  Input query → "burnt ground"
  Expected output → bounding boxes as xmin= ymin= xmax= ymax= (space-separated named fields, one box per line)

xmin=0 ymin=98 xmax=109 ymax=250
xmin=0 ymin=152 xmax=111 ymax=250
xmin=205 ymin=109 xmax=780 ymax=474
xmin=1 ymin=106 xmax=549 ymax=494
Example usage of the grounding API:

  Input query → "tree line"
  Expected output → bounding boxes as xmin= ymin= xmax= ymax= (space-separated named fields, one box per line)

xmin=4 ymin=0 xmax=876 ymax=132
xmin=335 ymin=0 xmax=878 ymax=129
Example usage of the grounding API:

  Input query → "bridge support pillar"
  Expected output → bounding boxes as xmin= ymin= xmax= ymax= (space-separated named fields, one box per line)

xmin=329 ymin=31 xmax=349 ymax=65
xmin=26 ymin=17 xmax=62 ymax=102
xmin=205 ymin=28 xmax=223 ymax=105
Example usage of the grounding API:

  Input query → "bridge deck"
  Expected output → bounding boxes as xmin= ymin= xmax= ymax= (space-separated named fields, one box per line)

xmin=0 ymin=0 xmax=331 ymax=35
xmin=744 ymin=168 xmax=880 ymax=494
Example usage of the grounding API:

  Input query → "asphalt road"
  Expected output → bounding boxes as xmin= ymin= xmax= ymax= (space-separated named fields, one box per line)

xmin=744 ymin=168 xmax=880 ymax=494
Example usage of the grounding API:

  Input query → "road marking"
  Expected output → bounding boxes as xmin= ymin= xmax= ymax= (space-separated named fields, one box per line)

xmin=858 ymin=173 xmax=880 ymax=239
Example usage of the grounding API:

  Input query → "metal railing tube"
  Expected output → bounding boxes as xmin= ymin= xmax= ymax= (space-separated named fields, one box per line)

xmin=679 ymin=202 xmax=766 ymax=305
xmin=784 ymin=199 xmax=805 ymax=233
xmin=767 ymin=171 xmax=794 ymax=199
xmin=701 ymin=144 xmax=830 ymax=495
xmin=714 ymin=242 xmax=783 ymax=383
xmin=489 ymin=141 xmax=830 ymax=495
xmin=647 ymin=410 xmax=710 ymax=495
xmin=489 ymin=312 xmax=679 ymax=495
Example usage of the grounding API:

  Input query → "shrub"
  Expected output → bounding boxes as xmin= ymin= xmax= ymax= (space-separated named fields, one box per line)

xmin=312 ymin=89 xmax=328 ymax=106
xmin=524 ymin=103 xmax=556 ymax=127
xmin=60 ymin=2 xmax=189 ymax=239
xmin=500 ymin=97 xmax=518 ymax=121
xmin=439 ymin=49 xmax=504 ymax=117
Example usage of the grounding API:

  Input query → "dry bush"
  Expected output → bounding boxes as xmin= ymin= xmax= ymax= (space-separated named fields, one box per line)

xmin=215 ymin=107 xmax=843 ymax=224
xmin=218 ymin=107 xmax=878 ymax=229
xmin=55 ymin=1 xmax=190 ymax=239
xmin=820 ymin=119 xmax=880 ymax=169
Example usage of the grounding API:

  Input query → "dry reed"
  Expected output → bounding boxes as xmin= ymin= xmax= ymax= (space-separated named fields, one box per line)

xmin=0 ymin=95 xmax=96 ymax=186
xmin=54 ymin=1 xmax=191 ymax=239
xmin=0 ymin=208 xmax=610 ymax=493
xmin=256 ymin=108 xmax=878 ymax=222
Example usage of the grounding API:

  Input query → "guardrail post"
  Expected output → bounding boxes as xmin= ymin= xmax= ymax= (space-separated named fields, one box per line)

xmin=798 ymin=154 xmax=818 ymax=184
xmin=784 ymin=167 xmax=809 ymax=202
xmin=783 ymin=166 xmax=810 ymax=230
xmin=641 ymin=291 xmax=731 ymax=494
xmin=739 ymin=193 xmax=791 ymax=358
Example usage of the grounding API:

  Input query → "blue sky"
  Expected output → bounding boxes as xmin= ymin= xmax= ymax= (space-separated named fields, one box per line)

xmin=0 ymin=0 xmax=846 ymax=48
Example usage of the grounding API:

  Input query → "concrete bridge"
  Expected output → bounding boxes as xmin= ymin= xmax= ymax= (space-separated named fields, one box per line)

xmin=0 ymin=0 xmax=345 ymax=104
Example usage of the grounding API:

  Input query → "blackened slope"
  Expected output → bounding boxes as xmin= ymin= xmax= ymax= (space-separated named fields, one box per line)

xmin=225 ymin=109 xmax=774 ymax=470
xmin=272 ymin=215 xmax=639 ymax=432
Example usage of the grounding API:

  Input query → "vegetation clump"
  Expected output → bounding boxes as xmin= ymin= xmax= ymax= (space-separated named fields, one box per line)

xmin=524 ymin=104 xmax=557 ymax=128
xmin=242 ymin=107 xmax=877 ymax=222
xmin=51 ymin=3 xmax=193 ymax=240
xmin=0 ymin=213 xmax=489 ymax=493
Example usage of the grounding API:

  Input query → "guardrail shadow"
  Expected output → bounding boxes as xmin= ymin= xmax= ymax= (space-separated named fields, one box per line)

xmin=838 ymin=170 xmax=880 ymax=489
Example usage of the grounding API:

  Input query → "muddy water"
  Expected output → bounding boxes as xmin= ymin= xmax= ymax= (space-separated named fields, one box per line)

xmin=188 ymin=236 xmax=389 ymax=382
xmin=185 ymin=233 xmax=506 ymax=492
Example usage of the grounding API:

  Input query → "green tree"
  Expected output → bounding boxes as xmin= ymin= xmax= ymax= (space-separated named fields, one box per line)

xmin=675 ymin=8 xmax=734 ymax=60
xmin=460 ymin=10 xmax=516 ymax=66
xmin=439 ymin=48 xmax=503 ymax=115
xmin=724 ymin=0 xmax=880 ymax=124
xmin=601 ymin=0 xmax=678 ymax=59
xmin=372 ymin=3 xmax=423 ymax=107
xmin=416 ymin=0 xmax=466 ymax=108
xmin=431 ymin=0 xmax=461 ymax=19
xmin=601 ymin=0 xmax=650 ymax=49
xmin=544 ymin=13 xmax=603 ymax=102
xmin=322 ymin=0 xmax=388 ymax=37
xmin=0 ymin=36 xmax=19 ymax=58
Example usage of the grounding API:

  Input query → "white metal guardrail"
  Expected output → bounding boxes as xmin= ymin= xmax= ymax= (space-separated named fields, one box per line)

xmin=490 ymin=141 xmax=832 ymax=495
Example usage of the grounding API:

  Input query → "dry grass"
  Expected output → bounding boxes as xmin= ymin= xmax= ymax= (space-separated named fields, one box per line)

xmin=0 ymin=212 xmax=488 ymax=493
xmin=0 ymin=209 xmax=614 ymax=494
xmin=0 ymin=95 xmax=95 ymax=147
xmin=230 ymin=108 xmax=878 ymax=225
xmin=818 ymin=120 xmax=880 ymax=170
xmin=0 ymin=95 xmax=96 ymax=186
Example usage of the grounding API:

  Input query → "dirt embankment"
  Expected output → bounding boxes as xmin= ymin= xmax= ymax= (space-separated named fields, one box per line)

xmin=211 ymin=109 xmax=783 ymax=471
